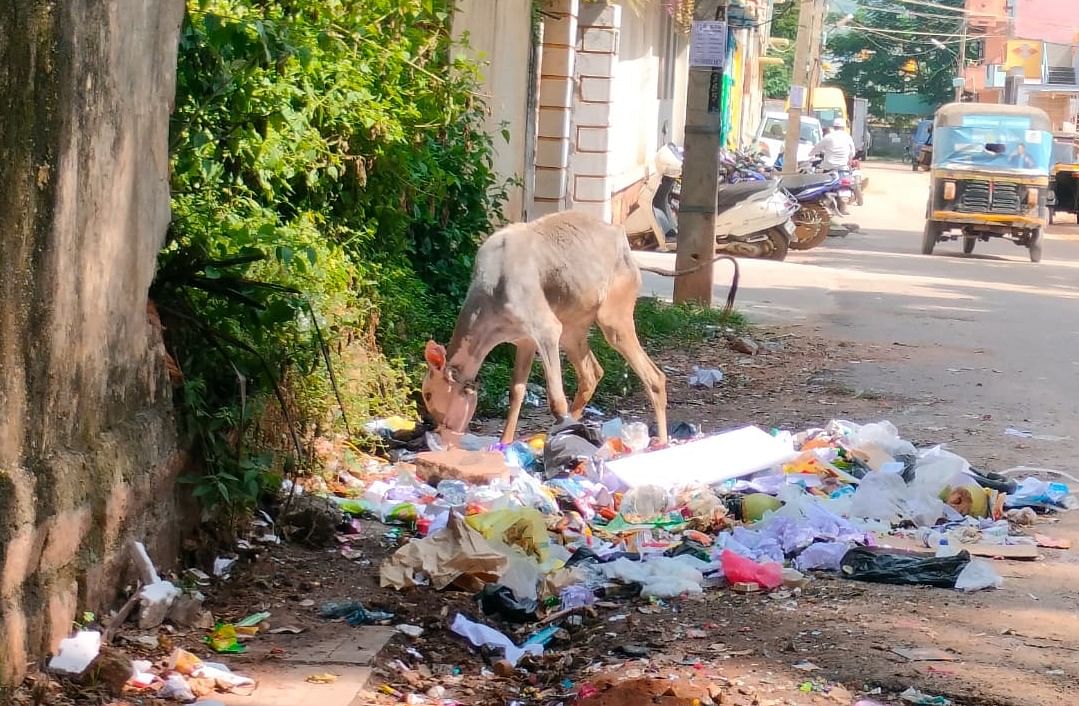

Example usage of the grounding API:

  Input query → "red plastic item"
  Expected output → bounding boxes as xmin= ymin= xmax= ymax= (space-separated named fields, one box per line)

xmin=720 ymin=549 xmax=783 ymax=590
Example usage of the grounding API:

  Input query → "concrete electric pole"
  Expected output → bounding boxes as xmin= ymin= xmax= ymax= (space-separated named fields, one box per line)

xmin=673 ymin=0 xmax=726 ymax=305
xmin=782 ymin=0 xmax=822 ymax=175
xmin=955 ymin=16 xmax=968 ymax=101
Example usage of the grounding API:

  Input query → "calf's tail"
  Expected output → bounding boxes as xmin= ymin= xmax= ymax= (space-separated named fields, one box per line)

xmin=637 ymin=254 xmax=740 ymax=315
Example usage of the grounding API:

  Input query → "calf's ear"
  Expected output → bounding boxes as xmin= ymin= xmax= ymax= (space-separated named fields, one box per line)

xmin=425 ymin=340 xmax=447 ymax=370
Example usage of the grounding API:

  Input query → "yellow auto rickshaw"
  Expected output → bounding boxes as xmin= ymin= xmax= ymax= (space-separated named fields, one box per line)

xmin=1049 ymin=133 xmax=1079 ymax=224
xmin=922 ymin=103 xmax=1052 ymax=262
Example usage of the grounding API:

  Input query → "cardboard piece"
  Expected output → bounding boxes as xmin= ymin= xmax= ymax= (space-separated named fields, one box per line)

xmin=380 ymin=514 xmax=507 ymax=590
xmin=892 ymin=647 xmax=959 ymax=662
xmin=415 ymin=449 xmax=511 ymax=485
xmin=874 ymin=533 xmax=1040 ymax=560
xmin=604 ymin=426 xmax=796 ymax=490
xmin=1034 ymin=533 xmax=1072 ymax=549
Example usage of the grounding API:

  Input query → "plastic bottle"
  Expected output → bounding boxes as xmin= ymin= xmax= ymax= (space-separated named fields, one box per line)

xmin=620 ymin=422 xmax=651 ymax=453
xmin=436 ymin=479 xmax=469 ymax=505
xmin=935 ymin=536 xmax=959 ymax=558
xmin=619 ymin=485 xmax=670 ymax=520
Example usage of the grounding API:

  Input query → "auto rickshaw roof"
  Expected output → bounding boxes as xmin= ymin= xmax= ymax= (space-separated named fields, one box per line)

xmin=934 ymin=102 xmax=1052 ymax=130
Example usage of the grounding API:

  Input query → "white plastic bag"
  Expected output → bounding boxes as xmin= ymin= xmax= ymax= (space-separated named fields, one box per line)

xmin=914 ymin=446 xmax=973 ymax=497
xmin=849 ymin=471 xmax=945 ymax=527
xmin=955 ymin=558 xmax=1003 ymax=592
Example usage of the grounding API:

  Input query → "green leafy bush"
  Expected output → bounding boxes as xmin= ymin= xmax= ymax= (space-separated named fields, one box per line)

xmin=157 ymin=0 xmax=508 ymax=513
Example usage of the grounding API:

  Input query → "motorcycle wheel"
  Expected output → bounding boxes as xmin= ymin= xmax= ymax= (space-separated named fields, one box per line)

xmin=790 ymin=203 xmax=830 ymax=251
xmin=765 ymin=228 xmax=790 ymax=261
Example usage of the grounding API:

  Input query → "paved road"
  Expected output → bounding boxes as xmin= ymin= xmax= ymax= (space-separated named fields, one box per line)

xmin=638 ymin=162 xmax=1079 ymax=469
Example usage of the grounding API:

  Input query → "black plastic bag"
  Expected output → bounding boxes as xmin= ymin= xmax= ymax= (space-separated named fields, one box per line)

xmin=542 ymin=419 xmax=601 ymax=477
xmin=840 ymin=546 xmax=970 ymax=588
xmin=476 ymin=584 xmax=538 ymax=623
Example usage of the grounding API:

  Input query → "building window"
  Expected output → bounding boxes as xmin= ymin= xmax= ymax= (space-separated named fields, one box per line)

xmin=658 ymin=11 xmax=677 ymax=100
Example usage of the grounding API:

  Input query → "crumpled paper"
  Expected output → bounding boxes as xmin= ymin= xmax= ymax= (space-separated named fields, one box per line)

xmin=380 ymin=514 xmax=507 ymax=591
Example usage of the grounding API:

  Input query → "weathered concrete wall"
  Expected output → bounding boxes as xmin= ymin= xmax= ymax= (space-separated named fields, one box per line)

xmin=0 ymin=0 xmax=186 ymax=683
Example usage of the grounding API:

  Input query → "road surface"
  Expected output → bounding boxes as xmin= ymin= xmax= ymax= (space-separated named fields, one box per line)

xmin=638 ymin=161 xmax=1079 ymax=470
xmin=636 ymin=162 xmax=1079 ymax=705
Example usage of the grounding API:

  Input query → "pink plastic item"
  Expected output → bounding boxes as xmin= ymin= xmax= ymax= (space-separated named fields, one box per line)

xmin=720 ymin=549 xmax=783 ymax=590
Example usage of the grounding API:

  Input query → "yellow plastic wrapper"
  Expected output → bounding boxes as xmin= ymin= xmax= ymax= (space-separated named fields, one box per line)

xmin=206 ymin=623 xmax=245 ymax=654
xmin=466 ymin=508 xmax=560 ymax=572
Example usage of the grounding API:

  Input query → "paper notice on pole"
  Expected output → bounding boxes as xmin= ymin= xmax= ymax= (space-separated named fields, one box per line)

xmin=603 ymin=426 xmax=796 ymax=490
xmin=689 ymin=20 xmax=728 ymax=68
xmin=789 ymin=85 xmax=807 ymax=109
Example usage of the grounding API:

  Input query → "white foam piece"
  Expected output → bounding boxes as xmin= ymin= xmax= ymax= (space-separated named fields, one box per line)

xmin=604 ymin=425 xmax=796 ymax=490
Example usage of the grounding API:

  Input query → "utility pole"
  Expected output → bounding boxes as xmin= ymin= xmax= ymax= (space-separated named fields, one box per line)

xmin=955 ymin=15 xmax=968 ymax=101
xmin=806 ymin=0 xmax=827 ymax=115
xmin=782 ymin=0 xmax=820 ymax=175
xmin=673 ymin=0 xmax=725 ymax=305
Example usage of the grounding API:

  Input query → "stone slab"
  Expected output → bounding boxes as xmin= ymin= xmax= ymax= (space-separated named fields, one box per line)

xmin=414 ymin=449 xmax=511 ymax=485
xmin=212 ymin=628 xmax=394 ymax=706
xmin=212 ymin=665 xmax=373 ymax=706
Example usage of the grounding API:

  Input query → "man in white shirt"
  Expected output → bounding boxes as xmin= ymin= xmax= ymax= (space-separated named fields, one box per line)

xmin=811 ymin=118 xmax=856 ymax=171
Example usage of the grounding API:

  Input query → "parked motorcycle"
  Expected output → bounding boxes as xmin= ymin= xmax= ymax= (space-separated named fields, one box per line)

xmin=624 ymin=144 xmax=796 ymax=260
xmin=726 ymin=149 xmax=840 ymax=251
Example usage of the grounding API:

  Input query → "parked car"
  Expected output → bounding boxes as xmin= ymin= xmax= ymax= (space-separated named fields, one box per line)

xmin=754 ymin=112 xmax=823 ymax=169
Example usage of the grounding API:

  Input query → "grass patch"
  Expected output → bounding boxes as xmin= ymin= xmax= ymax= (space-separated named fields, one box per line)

xmin=477 ymin=297 xmax=745 ymax=414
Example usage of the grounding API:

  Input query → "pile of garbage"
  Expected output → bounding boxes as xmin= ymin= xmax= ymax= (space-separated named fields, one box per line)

xmin=340 ymin=418 xmax=1074 ymax=643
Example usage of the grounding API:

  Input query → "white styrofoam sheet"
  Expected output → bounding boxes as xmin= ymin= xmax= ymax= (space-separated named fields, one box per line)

xmin=604 ymin=426 xmax=796 ymax=490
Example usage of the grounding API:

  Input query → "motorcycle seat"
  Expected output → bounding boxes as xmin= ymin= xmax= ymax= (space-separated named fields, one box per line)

xmin=715 ymin=180 xmax=775 ymax=211
xmin=778 ymin=173 xmax=834 ymax=192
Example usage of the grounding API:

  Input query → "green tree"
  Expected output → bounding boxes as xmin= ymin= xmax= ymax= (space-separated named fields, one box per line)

xmin=157 ymin=0 xmax=509 ymax=515
xmin=764 ymin=1 xmax=798 ymax=99
xmin=826 ymin=0 xmax=966 ymax=114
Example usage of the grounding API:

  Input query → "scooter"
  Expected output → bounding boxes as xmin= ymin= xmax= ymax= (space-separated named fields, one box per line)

xmin=625 ymin=144 xmax=796 ymax=260
xmin=729 ymin=150 xmax=841 ymax=251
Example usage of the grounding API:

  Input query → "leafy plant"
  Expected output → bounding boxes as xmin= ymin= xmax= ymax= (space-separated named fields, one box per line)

xmin=160 ymin=0 xmax=509 ymax=519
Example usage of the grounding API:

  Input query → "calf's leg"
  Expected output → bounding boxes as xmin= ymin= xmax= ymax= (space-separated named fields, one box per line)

xmin=596 ymin=281 xmax=668 ymax=445
xmin=502 ymin=340 xmax=537 ymax=443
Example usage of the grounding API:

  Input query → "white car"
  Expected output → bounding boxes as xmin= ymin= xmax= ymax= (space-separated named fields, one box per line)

xmin=754 ymin=112 xmax=823 ymax=168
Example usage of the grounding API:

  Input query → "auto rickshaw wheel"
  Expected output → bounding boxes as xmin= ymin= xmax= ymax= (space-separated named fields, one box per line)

xmin=1029 ymin=230 xmax=1043 ymax=263
xmin=922 ymin=221 xmax=941 ymax=255
xmin=963 ymin=236 xmax=976 ymax=255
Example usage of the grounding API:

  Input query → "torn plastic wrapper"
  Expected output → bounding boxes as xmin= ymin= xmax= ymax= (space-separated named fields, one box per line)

xmin=450 ymin=613 xmax=543 ymax=666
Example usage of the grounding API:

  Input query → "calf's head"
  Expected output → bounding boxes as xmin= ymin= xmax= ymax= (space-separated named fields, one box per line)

xmin=421 ymin=341 xmax=477 ymax=434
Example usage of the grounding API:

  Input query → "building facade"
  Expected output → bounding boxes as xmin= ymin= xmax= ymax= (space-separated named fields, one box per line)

xmin=452 ymin=0 xmax=776 ymax=224
xmin=965 ymin=0 xmax=1079 ymax=130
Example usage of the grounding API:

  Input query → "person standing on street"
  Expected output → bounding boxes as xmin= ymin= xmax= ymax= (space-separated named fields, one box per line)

xmin=811 ymin=118 xmax=857 ymax=214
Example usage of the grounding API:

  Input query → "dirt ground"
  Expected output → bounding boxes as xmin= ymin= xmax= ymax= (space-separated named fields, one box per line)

xmin=15 ymin=328 xmax=1079 ymax=706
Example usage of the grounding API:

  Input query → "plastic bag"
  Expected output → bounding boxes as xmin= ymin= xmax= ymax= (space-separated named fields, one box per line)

xmin=318 ymin=601 xmax=394 ymax=626
xmin=849 ymin=471 xmax=946 ymax=527
xmin=476 ymin=584 xmax=538 ymax=623
xmin=1007 ymin=477 xmax=1070 ymax=508
xmin=720 ymin=549 xmax=783 ymax=589
xmin=913 ymin=446 xmax=972 ymax=497
xmin=840 ymin=546 xmax=970 ymax=588
xmin=466 ymin=508 xmax=557 ymax=570
xmin=954 ymin=558 xmax=1003 ymax=592
xmin=543 ymin=420 xmax=602 ymax=476
xmin=450 ymin=613 xmax=542 ymax=666
xmin=793 ymin=541 xmax=851 ymax=572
